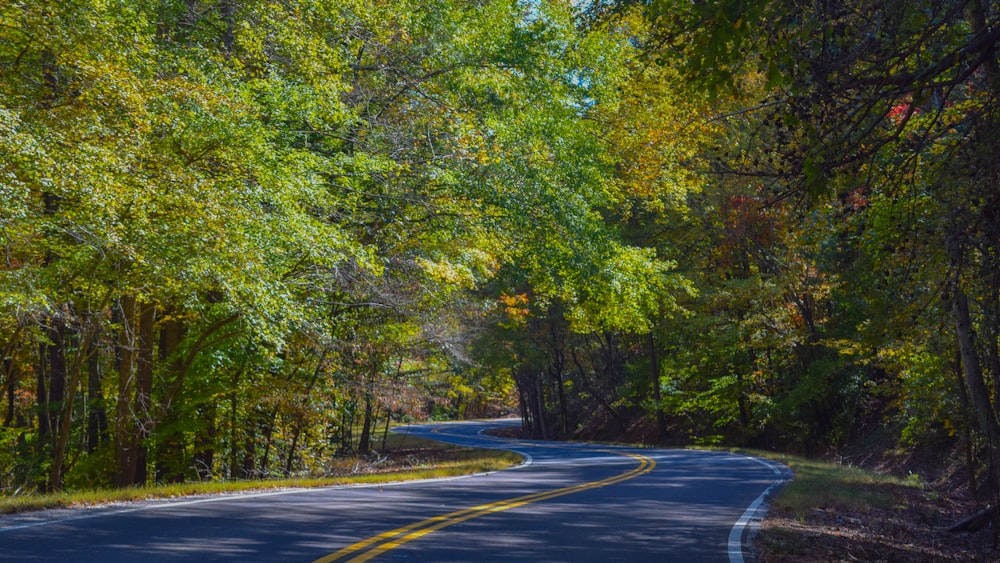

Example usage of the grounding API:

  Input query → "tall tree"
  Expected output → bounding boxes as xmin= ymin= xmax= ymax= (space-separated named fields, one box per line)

xmin=625 ymin=0 xmax=1000 ymax=491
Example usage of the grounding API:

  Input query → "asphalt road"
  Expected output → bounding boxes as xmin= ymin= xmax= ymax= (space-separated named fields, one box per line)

xmin=0 ymin=419 xmax=789 ymax=562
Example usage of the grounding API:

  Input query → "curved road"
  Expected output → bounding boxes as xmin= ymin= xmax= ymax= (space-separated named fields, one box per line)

xmin=0 ymin=420 xmax=789 ymax=562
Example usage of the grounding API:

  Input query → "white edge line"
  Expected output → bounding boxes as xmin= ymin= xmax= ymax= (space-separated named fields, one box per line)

xmin=727 ymin=456 xmax=791 ymax=563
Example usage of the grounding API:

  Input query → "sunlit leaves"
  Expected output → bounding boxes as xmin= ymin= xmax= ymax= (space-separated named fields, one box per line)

xmin=1 ymin=0 xmax=760 ymax=488
xmin=567 ymin=245 xmax=692 ymax=334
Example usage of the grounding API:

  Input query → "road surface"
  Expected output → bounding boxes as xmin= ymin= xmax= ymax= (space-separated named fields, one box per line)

xmin=0 ymin=419 xmax=789 ymax=562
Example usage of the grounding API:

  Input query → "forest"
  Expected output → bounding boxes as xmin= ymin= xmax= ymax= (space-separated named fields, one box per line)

xmin=2 ymin=0 xmax=1000 ymax=514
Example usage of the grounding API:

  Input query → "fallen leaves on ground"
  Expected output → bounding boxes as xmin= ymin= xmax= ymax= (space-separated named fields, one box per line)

xmin=754 ymin=483 xmax=998 ymax=562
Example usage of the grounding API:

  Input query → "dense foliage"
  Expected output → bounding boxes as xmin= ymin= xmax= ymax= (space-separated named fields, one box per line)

xmin=3 ymin=0 xmax=1000 ymax=516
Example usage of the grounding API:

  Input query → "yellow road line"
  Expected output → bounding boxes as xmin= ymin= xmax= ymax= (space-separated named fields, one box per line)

xmin=314 ymin=451 xmax=655 ymax=563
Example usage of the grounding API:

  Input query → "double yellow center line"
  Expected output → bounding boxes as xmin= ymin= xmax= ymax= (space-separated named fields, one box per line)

xmin=314 ymin=451 xmax=656 ymax=562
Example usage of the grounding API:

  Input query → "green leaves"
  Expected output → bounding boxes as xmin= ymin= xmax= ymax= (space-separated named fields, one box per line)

xmin=566 ymin=245 xmax=692 ymax=334
xmin=1 ymin=0 xmax=824 ymax=488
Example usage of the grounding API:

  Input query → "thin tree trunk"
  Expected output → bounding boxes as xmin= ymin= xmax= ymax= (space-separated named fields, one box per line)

xmin=51 ymin=324 xmax=98 ymax=491
xmin=380 ymin=408 xmax=392 ymax=451
xmin=956 ymin=350 xmax=979 ymax=496
xmin=133 ymin=303 xmax=155 ymax=486
xmin=43 ymin=320 xmax=67 ymax=491
xmin=515 ymin=373 xmax=531 ymax=435
xmin=86 ymin=339 xmax=107 ymax=453
xmin=228 ymin=369 xmax=241 ymax=479
xmin=546 ymin=322 xmax=569 ymax=438
xmin=285 ymin=417 xmax=302 ymax=476
xmin=534 ymin=375 xmax=548 ymax=440
xmin=555 ymin=368 xmax=568 ymax=437
xmin=220 ymin=0 xmax=236 ymax=56
xmin=44 ymin=321 xmax=67 ymax=448
xmin=193 ymin=403 xmax=216 ymax=480
xmin=241 ymin=433 xmax=256 ymax=479
xmin=259 ymin=408 xmax=277 ymax=475
xmin=2 ymin=327 xmax=23 ymax=427
xmin=570 ymin=348 xmax=628 ymax=433
xmin=358 ymin=393 xmax=374 ymax=454
xmin=36 ymin=320 xmax=67 ymax=491
xmin=154 ymin=314 xmax=186 ymax=483
xmin=649 ymin=333 xmax=667 ymax=442
xmin=948 ymin=233 xmax=1000 ymax=498
xmin=36 ymin=345 xmax=49 ymax=440
xmin=3 ymin=357 xmax=15 ymax=427
xmin=339 ymin=404 xmax=355 ymax=454
xmin=115 ymin=295 xmax=137 ymax=487
xmin=950 ymin=254 xmax=1000 ymax=441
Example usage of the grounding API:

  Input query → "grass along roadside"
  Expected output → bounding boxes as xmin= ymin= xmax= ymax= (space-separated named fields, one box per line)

xmin=748 ymin=452 xmax=994 ymax=561
xmin=753 ymin=453 xmax=919 ymax=516
xmin=0 ymin=437 xmax=522 ymax=516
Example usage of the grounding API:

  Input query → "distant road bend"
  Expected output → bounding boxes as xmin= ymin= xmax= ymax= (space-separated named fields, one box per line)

xmin=0 ymin=419 xmax=789 ymax=562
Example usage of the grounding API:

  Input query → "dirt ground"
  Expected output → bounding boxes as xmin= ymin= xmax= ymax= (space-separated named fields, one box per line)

xmin=753 ymin=484 xmax=999 ymax=562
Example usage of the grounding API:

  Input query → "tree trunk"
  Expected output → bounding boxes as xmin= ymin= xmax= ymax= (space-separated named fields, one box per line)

xmin=2 ymin=327 xmax=23 ymax=428
xmin=154 ymin=314 xmax=187 ymax=483
xmin=220 ymin=0 xmax=236 ymax=55
xmin=154 ymin=417 xmax=186 ymax=484
xmin=338 ymin=404 xmax=354 ymax=454
xmin=114 ymin=295 xmax=137 ymax=487
xmin=358 ymin=394 xmax=374 ymax=454
xmin=648 ymin=333 xmax=667 ymax=442
xmin=546 ymin=321 xmax=569 ymax=437
xmin=513 ymin=370 xmax=542 ymax=439
xmin=86 ymin=339 xmax=108 ymax=454
xmin=36 ymin=347 xmax=49 ymax=441
xmin=534 ymin=375 xmax=548 ymax=440
xmin=950 ymin=259 xmax=999 ymax=440
xmin=193 ymin=403 xmax=216 ymax=480
xmin=3 ymin=357 xmax=15 ymax=427
xmin=285 ymin=418 xmax=302 ymax=476
xmin=44 ymin=321 xmax=68 ymax=491
xmin=570 ymin=348 xmax=628 ymax=433
xmin=43 ymin=321 xmax=67 ymax=448
xmin=516 ymin=375 xmax=531 ymax=435
xmin=36 ymin=320 xmax=68 ymax=491
xmin=259 ymin=408 xmax=277 ymax=475
xmin=133 ymin=303 xmax=154 ymax=485
xmin=948 ymin=232 xmax=1000 ymax=498
xmin=159 ymin=314 xmax=183 ymax=389
xmin=555 ymin=369 xmax=568 ymax=437
xmin=241 ymin=432 xmax=256 ymax=479
xmin=380 ymin=408 xmax=392 ymax=451
xmin=51 ymin=324 xmax=99 ymax=492
xmin=228 ymin=369 xmax=241 ymax=480
xmin=955 ymin=350 xmax=979 ymax=497
xmin=967 ymin=0 xmax=1000 ymax=93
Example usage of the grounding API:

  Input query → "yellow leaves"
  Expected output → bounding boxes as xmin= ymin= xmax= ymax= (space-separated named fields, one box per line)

xmin=498 ymin=292 xmax=530 ymax=326
xmin=416 ymin=257 xmax=476 ymax=289
xmin=597 ymin=58 xmax=718 ymax=211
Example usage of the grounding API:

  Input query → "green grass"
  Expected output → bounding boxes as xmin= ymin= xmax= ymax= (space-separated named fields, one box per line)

xmin=735 ymin=450 xmax=917 ymax=517
xmin=0 ymin=445 xmax=522 ymax=515
xmin=736 ymin=451 xmax=940 ymax=561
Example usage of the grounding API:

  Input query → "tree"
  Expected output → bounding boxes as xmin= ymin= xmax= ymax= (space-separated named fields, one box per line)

xmin=625 ymin=0 xmax=1000 ymax=494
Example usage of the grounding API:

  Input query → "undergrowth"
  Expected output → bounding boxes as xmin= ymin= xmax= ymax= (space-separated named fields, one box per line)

xmin=0 ymin=445 xmax=521 ymax=515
